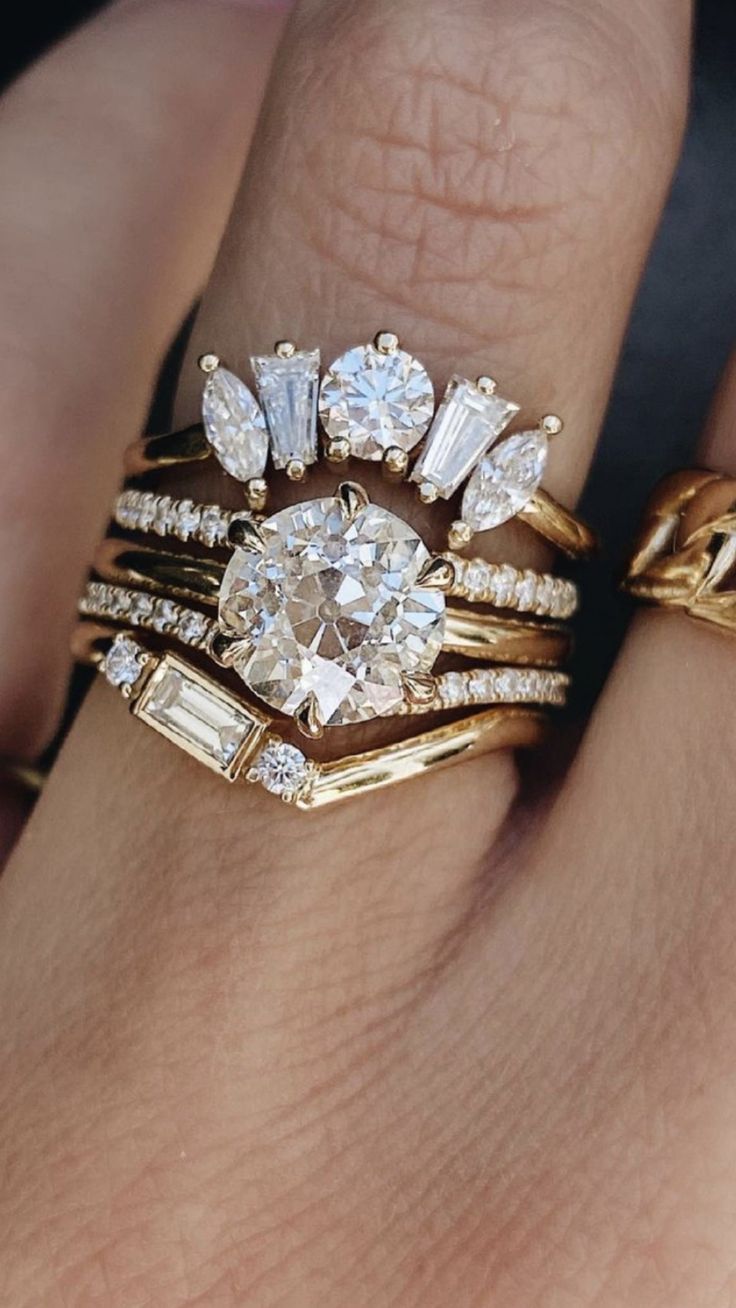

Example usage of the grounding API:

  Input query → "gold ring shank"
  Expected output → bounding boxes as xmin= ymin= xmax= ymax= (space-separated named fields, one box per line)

xmin=623 ymin=468 xmax=736 ymax=633
xmin=90 ymin=544 xmax=572 ymax=667
xmin=123 ymin=425 xmax=211 ymax=476
xmin=517 ymin=488 xmax=598 ymax=560
xmin=74 ymin=625 xmax=548 ymax=809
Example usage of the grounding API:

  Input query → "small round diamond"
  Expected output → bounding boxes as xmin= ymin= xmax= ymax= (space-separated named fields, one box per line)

xmin=153 ymin=599 xmax=179 ymax=632
xmin=129 ymin=593 xmax=154 ymax=624
xmin=178 ymin=610 xmax=210 ymax=646
xmin=103 ymin=635 xmax=145 ymax=688
xmin=319 ymin=341 xmax=434 ymax=460
xmin=219 ymin=493 xmax=445 ymax=727
xmin=175 ymin=500 xmax=202 ymax=541
xmin=251 ymin=741 xmax=310 ymax=798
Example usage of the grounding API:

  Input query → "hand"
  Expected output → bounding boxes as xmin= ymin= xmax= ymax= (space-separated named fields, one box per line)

xmin=4 ymin=2 xmax=733 ymax=1306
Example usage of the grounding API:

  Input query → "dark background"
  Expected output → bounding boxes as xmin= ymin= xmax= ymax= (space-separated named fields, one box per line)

xmin=2 ymin=3 xmax=736 ymax=705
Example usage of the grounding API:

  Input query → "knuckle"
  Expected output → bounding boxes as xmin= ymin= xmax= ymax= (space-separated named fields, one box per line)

xmin=275 ymin=1 xmax=686 ymax=342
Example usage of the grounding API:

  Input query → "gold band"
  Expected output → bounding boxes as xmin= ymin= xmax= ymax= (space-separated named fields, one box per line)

xmin=623 ymin=468 xmax=736 ymax=633
xmin=112 ymin=490 xmax=580 ymax=620
xmin=74 ymin=624 xmax=547 ymax=809
xmin=87 ymin=553 xmax=572 ymax=669
xmin=123 ymin=425 xmax=595 ymax=559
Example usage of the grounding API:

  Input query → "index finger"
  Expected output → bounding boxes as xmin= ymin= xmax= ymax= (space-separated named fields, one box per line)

xmin=0 ymin=0 xmax=292 ymax=755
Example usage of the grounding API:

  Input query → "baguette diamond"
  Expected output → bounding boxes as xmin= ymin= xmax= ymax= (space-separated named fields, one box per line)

xmin=252 ymin=348 xmax=320 ymax=470
xmin=410 ymin=376 xmax=519 ymax=499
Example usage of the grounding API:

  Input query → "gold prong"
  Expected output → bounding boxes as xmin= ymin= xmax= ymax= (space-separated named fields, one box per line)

xmin=198 ymin=353 xmax=220 ymax=374
xmin=416 ymin=556 xmax=456 ymax=591
xmin=295 ymin=693 xmax=324 ymax=740
xmin=286 ymin=458 xmax=307 ymax=482
xmin=418 ymin=481 xmax=439 ymax=505
xmin=325 ymin=437 xmax=351 ymax=464
xmin=245 ymin=478 xmax=268 ymax=513
xmin=383 ymin=446 xmax=409 ymax=480
xmin=448 ymin=520 xmax=473 ymax=550
xmin=228 ymin=516 xmax=266 ymax=552
xmin=275 ymin=340 xmax=297 ymax=359
xmin=374 ymin=330 xmax=399 ymax=355
xmin=208 ymin=630 xmax=244 ymax=668
xmin=540 ymin=413 xmax=563 ymax=436
xmin=402 ymin=672 xmax=437 ymax=706
xmin=337 ymin=481 xmax=370 ymax=520
xmin=475 ymin=375 xmax=497 ymax=395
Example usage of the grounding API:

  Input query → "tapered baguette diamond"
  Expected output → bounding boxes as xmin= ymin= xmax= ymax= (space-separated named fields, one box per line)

xmin=202 ymin=366 xmax=268 ymax=483
xmin=461 ymin=429 xmax=548 ymax=532
xmin=252 ymin=348 xmax=320 ymax=470
xmin=410 ymin=376 xmax=519 ymax=499
xmin=319 ymin=341 xmax=434 ymax=460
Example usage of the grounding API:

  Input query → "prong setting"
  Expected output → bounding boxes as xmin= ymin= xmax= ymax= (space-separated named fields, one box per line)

xmin=227 ymin=516 xmax=266 ymax=552
xmin=416 ymin=556 xmax=456 ymax=592
xmin=198 ymin=352 xmax=220 ymax=374
xmin=383 ymin=446 xmax=409 ymax=480
xmin=374 ymin=330 xmax=399 ymax=354
xmin=295 ymin=692 xmax=324 ymax=740
xmin=402 ymin=672 xmax=437 ymax=706
xmin=337 ymin=481 xmax=370 ymax=521
xmin=540 ymin=413 xmax=563 ymax=436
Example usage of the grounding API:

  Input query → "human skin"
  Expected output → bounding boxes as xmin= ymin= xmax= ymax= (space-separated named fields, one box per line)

xmin=4 ymin=0 xmax=736 ymax=1305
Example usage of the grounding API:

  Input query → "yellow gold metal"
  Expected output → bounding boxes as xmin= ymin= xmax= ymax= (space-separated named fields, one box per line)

xmin=443 ymin=610 xmax=571 ymax=666
xmin=516 ymin=488 xmax=598 ymax=560
xmin=416 ymin=556 xmax=456 ymax=591
xmin=275 ymin=340 xmax=296 ymax=359
xmin=227 ymin=516 xmax=266 ymax=552
xmin=324 ymin=436 xmax=351 ymax=463
xmin=337 ymin=480 xmax=370 ymax=520
xmin=198 ymin=353 xmax=220 ymax=374
xmin=245 ymin=478 xmax=268 ymax=513
xmin=401 ymin=671 xmax=437 ymax=706
xmin=374 ymin=330 xmax=399 ymax=354
xmin=475 ymin=375 xmax=497 ymax=395
xmin=286 ymin=458 xmax=307 ymax=482
xmin=623 ymin=468 xmax=736 ymax=633
xmin=209 ymin=631 xmax=245 ymax=668
xmin=383 ymin=446 xmax=409 ymax=480
xmin=299 ymin=708 xmax=546 ymax=810
xmin=448 ymin=520 xmax=473 ymax=549
xmin=92 ymin=540 xmax=572 ymax=667
xmin=0 ymin=757 xmax=46 ymax=794
xmin=540 ymin=414 xmax=563 ymax=436
xmin=418 ymin=482 xmax=440 ymax=505
xmin=123 ymin=425 xmax=210 ymax=476
xmin=294 ymin=693 xmax=325 ymax=740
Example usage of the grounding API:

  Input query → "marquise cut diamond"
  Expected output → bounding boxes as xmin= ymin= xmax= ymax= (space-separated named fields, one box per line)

xmin=319 ymin=342 xmax=434 ymax=459
xmin=218 ymin=493 xmax=445 ymax=727
xmin=202 ymin=366 xmax=268 ymax=483
xmin=461 ymin=429 xmax=548 ymax=532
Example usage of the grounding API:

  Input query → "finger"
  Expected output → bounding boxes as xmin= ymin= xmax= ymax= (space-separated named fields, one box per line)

xmin=0 ymin=0 xmax=292 ymax=757
xmin=550 ymin=345 xmax=736 ymax=909
xmin=169 ymin=0 xmax=690 ymax=846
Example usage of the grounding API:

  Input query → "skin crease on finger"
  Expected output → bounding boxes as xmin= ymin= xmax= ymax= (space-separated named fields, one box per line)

xmin=0 ymin=1 xmax=714 ymax=1306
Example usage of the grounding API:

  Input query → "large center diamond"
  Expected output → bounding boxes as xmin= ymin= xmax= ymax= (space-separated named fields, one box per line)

xmin=219 ymin=495 xmax=446 ymax=727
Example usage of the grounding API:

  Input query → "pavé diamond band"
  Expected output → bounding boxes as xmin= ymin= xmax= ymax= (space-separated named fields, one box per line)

xmin=111 ymin=490 xmax=580 ymax=621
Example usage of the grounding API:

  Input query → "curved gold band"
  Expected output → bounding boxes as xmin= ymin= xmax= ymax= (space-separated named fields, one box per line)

xmin=123 ymin=426 xmax=596 ymax=559
xmin=90 ymin=543 xmax=572 ymax=668
xmin=623 ymin=468 xmax=736 ymax=633
xmin=74 ymin=624 xmax=547 ymax=809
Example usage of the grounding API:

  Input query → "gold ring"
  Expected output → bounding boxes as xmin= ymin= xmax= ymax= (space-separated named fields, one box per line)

xmin=623 ymin=468 xmax=736 ymax=633
xmin=74 ymin=625 xmax=548 ymax=808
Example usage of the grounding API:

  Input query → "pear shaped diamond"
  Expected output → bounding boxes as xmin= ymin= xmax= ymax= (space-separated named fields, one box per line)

xmin=461 ymin=430 xmax=548 ymax=532
xmin=202 ymin=366 xmax=268 ymax=483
